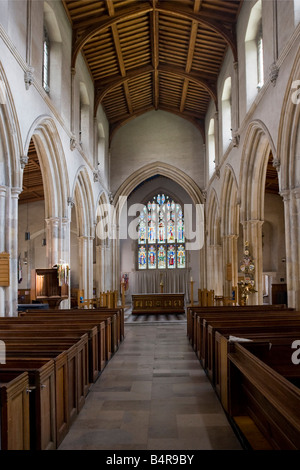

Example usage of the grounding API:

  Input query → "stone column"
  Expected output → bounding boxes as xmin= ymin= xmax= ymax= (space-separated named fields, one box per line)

xmin=77 ymin=236 xmax=87 ymax=300
xmin=282 ymin=188 xmax=300 ymax=309
xmin=60 ymin=217 xmax=71 ymax=308
xmin=45 ymin=217 xmax=60 ymax=267
xmin=86 ymin=235 xmax=94 ymax=300
xmin=242 ymin=219 xmax=264 ymax=305
xmin=95 ymin=243 xmax=102 ymax=297
xmin=214 ymin=111 xmax=219 ymax=167
xmin=0 ymin=186 xmax=7 ymax=316
xmin=222 ymin=234 xmax=238 ymax=298
xmin=292 ymin=188 xmax=300 ymax=310
xmin=5 ymin=188 xmax=21 ymax=316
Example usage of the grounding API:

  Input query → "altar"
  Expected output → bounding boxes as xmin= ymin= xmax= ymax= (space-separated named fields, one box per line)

xmin=131 ymin=293 xmax=185 ymax=315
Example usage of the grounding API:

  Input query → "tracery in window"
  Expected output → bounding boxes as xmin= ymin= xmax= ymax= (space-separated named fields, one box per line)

xmin=138 ymin=194 xmax=185 ymax=270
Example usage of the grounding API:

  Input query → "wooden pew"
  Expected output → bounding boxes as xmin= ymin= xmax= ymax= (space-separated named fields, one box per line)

xmin=187 ymin=304 xmax=290 ymax=349
xmin=20 ymin=307 xmax=123 ymax=358
xmin=0 ymin=359 xmax=56 ymax=450
xmin=215 ymin=330 xmax=300 ymax=413
xmin=227 ymin=341 xmax=300 ymax=450
xmin=0 ymin=371 xmax=31 ymax=450
xmin=203 ymin=315 xmax=300 ymax=378
xmin=0 ymin=322 xmax=100 ymax=383
xmin=4 ymin=338 xmax=88 ymax=424
xmin=2 ymin=336 xmax=89 ymax=413
xmin=17 ymin=312 xmax=110 ymax=368
xmin=192 ymin=308 xmax=298 ymax=364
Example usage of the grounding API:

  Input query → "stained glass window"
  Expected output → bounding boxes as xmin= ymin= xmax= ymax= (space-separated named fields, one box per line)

xmin=137 ymin=193 xmax=186 ymax=270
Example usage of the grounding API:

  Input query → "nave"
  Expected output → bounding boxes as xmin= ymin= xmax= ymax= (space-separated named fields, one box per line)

xmin=58 ymin=322 xmax=242 ymax=451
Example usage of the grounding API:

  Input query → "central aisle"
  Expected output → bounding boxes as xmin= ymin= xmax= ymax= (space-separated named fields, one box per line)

xmin=58 ymin=323 xmax=242 ymax=450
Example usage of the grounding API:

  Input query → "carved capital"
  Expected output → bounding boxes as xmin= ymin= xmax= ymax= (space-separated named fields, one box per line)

xmin=20 ymin=155 xmax=28 ymax=169
xmin=272 ymin=158 xmax=281 ymax=171
xmin=70 ymin=136 xmax=76 ymax=151
xmin=67 ymin=196 xmax=75 ymax=208
xmin=24 ymin=67 xmax=34 ymax=90
xmin=232 ymin=133 xmax=240 ymax=148
xmin=269 ymin=63 xmax=279 ymax=86
xmin=93 ymin=171 xmax=100 ymax=183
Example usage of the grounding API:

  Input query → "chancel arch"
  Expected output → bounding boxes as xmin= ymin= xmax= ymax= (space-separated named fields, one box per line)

xmin=114 ymin=170 xmax=204 ymax=304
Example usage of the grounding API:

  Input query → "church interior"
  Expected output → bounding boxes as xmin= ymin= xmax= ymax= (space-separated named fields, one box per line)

xmin=0 ymin=0 xmax=300 ymax=452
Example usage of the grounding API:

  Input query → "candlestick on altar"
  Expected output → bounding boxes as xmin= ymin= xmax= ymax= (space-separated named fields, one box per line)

xmin=160 ymin=280 xmax=164 ymax=293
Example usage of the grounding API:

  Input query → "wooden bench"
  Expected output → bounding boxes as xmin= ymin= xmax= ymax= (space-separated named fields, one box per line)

xmin=215 ymin=330 xmax=300 ymax=413
xmin=2 ymin=336 xmax=89 ymax=413
xmin=203 ymin=315 xmax=300 ymax=379
xmin=187 ymin=304 xmax=290 ymax=349
xmin=20 ymin=308 xmax=122 ymax=360
xmin=0 ymin=322 xmax=100 ymax=383
xmin=0 ymin=371 xmax=30 ymax=450
xmin=227 ymin=341 xmax=300 ymax=450
xmin=0 ymin=359 xmax=56 ymax=449
xmin=192 ymin=309 xmax=299 ymax=366
xmin=4 ymin=337 xmax=88 ymax=423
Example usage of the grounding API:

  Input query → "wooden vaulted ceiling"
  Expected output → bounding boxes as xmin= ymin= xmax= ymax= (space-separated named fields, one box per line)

xmin=62 ymin=0 xmax=243 ymax=141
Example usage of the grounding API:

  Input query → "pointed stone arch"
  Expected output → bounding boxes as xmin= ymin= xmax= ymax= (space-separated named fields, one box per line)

xmin=71 ymin=167 xmax=95 ymax=300
xmin=24 ymin=116 xmax=69 ymax=220
xmin=0 ymin=62 xmax=23 ymax=315
xmin=220 ymin=165 xmax=240 ymax=297
xmin=206 ymin=189 xmax=222 ymax=295
xmin=239 ymin=120 xmax=276 ymax=304
xmin=277 ymin=48 xmax=300 ymax=308
xmin=112 ymin=161 xmax=205 ymax=292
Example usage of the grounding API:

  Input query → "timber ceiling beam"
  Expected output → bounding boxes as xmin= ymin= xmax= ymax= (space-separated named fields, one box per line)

xmin=94 ymin=64 xmax=217 ymax=114
xmin=71 ymin=2 xmax=238 ymax=69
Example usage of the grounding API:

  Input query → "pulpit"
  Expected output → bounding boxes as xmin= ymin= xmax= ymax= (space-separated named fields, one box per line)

xmin=31 ymin=268 xmax=69 ymax=309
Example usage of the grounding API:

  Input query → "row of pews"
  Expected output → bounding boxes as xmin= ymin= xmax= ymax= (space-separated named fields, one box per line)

xmin=187 ymin=304 xmax=300 ymax=450
xmin=0 ymin=306 xmax=124 ymax=450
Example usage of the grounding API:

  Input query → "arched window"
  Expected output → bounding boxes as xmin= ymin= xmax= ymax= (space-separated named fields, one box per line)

xmin=79 ymin=82 xmax=90 ymax=151
xmin=294 ymin=0 xmax=300 ymax=26
xmin=208 ymin=118 xmax=215 ymax=179
xmin=42 ymin=26 xmax=50 ymax=93
xmin=221 ymin=77 xmax=232 ymax=153
xmin=245 ymin=0 xmax=264 ymax=109
xmin=138 ymin=193 xmax=185 ymax=270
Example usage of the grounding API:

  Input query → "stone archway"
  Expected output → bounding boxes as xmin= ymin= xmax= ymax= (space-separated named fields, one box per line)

xmin=277 ymin=48 xmax=300 ymax=309
xmin=71 ymin=167 xmax=95 ymax=301
xmin=206 ymin=189 xmax=222 ymax=295
xmin=0 ymin=62 xmax=23 ymax=315
xmin=239 ymin=120 xmax=276 ymax=304
xmin=220 ymin=165 xmax=240 ymax=298
xmin=112 ymin=162 xmax=205 ymax=293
